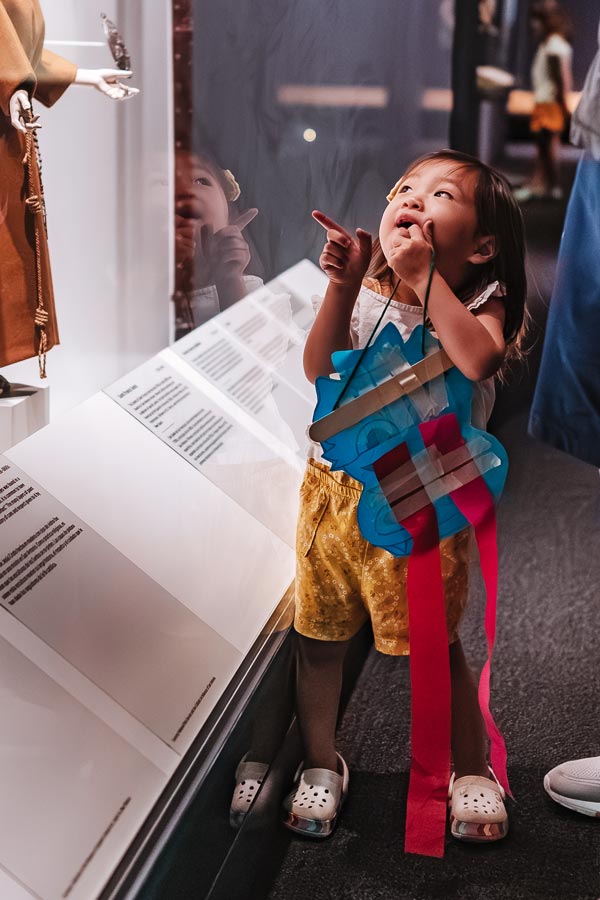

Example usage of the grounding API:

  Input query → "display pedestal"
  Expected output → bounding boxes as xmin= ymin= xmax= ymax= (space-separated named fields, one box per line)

xmin=0 ymin=384 xmax=50 ymax=452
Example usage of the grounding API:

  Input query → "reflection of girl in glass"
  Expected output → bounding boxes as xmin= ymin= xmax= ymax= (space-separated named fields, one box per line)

xmin=173 ymin=150 xmax=259 ymax=333
xmin=514 ymin=1 xmax=573 ymax=203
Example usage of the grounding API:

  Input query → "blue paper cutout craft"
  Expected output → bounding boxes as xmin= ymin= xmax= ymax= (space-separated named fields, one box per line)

xmin=312 ymin=323 xmax=508 ymax=556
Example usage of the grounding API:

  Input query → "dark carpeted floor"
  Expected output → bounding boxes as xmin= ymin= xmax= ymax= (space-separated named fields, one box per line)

xmin=267 ymin=149 xmax=600 ymax=900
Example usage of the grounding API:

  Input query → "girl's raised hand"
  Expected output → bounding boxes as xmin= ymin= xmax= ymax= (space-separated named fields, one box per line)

xmin=313 ymin=210 xmax=372 ymax=287
xmin=388 ymin=219 xmax=434 ymax=292
xmin=198 ymin=208 xmax=259 ymax=284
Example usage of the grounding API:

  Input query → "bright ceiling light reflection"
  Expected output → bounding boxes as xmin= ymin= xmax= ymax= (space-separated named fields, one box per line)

xmin=303 ymin=128 xmax=317 ymax=142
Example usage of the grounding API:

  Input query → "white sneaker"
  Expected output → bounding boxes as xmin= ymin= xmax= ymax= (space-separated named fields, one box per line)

xmin=544 ymin=756 xmax=600 ymax=816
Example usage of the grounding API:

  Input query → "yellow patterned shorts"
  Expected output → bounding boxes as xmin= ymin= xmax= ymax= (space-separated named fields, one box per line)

xmin=295 ymin=459 xmax=471 ymax=656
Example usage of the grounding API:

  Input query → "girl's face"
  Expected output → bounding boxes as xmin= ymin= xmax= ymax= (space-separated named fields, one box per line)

xmin=175 ymin=152 xmax=229 ymax=233
xmin=379 ymin=159 xmax=482 ymax=291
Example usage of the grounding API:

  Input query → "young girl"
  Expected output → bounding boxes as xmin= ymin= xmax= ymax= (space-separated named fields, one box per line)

xmin=285 ymin=149 xmax=526 ymax=843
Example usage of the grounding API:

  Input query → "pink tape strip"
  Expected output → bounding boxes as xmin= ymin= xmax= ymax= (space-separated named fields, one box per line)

xmin=418 ymin=415 xmax=510 ymax=797
xmin=374 ymin=444 xmax=450 ymax=859
xmin=373 ymin=413 xmax=509 ymax=858
xmin=449 ymin=479 xmax=510 ymax=795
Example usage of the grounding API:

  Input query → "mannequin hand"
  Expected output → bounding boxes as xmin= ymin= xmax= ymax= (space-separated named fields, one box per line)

xmin=74 ymin=68 xmax=139 ymax=100
xmin=9 ymin=90 xmax=41 ymax=133
xmin=197 ymin=208 xmax=259 ymax=285
xmin=313 ymin=210 xmax=372 ymax=288
xmin=388 ymin=220 xmax=434 ymax=292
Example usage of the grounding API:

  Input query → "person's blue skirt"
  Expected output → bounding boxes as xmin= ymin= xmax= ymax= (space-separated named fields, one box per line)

xmin=529 ymin=155 xmax=600 ymax=467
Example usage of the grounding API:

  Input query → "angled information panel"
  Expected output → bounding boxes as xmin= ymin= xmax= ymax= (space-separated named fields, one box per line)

xmin=170 ymin=282 xmax=316 ymax=462
xmin=0 ymin=262 xmax=322 ymax=899
xmin=103 ymin=356 xmax=301 ymax=548
xmin=0 ymin=459 xmax=240 ymax=748
xmin=0 ymin=633 xmax=167 ymax=900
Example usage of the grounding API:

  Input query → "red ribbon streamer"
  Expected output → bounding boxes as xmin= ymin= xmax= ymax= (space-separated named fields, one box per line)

xmin=419 ymin=415 xmax=510 ymax=797
xmin=374 ymin=444 xmax=451 ymax=858
xmin=373 ymin=413 xmax=509 ymax=858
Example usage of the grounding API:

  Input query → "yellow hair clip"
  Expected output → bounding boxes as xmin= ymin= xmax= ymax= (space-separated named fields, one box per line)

xmin=386 ymin=178 xmax=403 ymax=203
xmin=222 ymin=168 xmax=241 ymax=202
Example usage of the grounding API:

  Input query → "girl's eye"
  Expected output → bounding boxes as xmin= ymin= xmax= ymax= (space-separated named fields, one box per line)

xmin=435 ymin=190 xmax=453 ymax=199
xmin=193 ymin=176 xmax=212 ymax=186
xmin=398 ymin=184 xmax=412 ymax=193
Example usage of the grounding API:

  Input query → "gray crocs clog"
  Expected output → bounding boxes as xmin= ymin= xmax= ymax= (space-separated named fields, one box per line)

xmin=282 ymin=752 xmax=349 ymax=838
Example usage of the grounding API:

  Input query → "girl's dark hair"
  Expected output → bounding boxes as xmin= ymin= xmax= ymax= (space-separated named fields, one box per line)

xmin=529 ymin=1 xmax=573 ymax=41
xmin=366 ymin=149 xmax=528 ymax=367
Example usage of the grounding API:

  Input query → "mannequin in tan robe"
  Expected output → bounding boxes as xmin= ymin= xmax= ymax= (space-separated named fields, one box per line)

xmin=0 ymin=0 xmax=76 ymax=371
xmin=0 ymin=0 xmax=137 ymax=379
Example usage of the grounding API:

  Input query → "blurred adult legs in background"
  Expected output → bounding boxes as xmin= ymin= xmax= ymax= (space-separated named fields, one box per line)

xmin=531 ymin=128 xmax=562 ymax=198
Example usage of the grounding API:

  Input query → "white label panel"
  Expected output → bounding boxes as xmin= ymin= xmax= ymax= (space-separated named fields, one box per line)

xmin=104 ymin=357 xmax=300 ymax=548
xmin=0 ymin=459 xmax=241 ymax=749
xmin=0 ymin=636 xmax=166 ymax=900
xmin=7 ymin=395 xmax=295 ymax=654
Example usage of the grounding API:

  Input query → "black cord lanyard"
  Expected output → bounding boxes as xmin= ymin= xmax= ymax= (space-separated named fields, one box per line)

xmin=333 ymin=249 xmax=436 ymax=411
